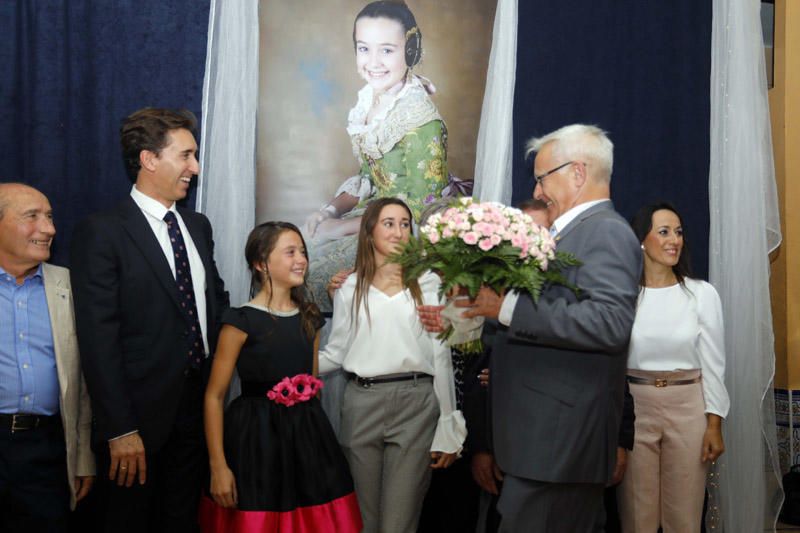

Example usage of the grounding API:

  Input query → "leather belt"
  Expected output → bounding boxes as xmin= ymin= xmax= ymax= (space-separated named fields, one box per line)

xmin=627 ymin=376 xmax=702 ymax=387
xmin=351 ymin=372 xmax=432 ymax=388
xmin=0 ymin=413 xmax=60 ymax=433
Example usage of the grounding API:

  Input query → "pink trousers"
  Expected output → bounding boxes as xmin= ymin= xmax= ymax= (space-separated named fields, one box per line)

xmin=617 ymin=369 xmax=709 ymax=533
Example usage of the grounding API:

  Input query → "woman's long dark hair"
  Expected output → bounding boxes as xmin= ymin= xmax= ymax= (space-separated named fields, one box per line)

xmin=244 ymin=221 xmax=321 ymax=340
xmin=352 ymin=197 xmax=422 ymax=330
xmin=629 ymin=202 xmax=693 ymax=288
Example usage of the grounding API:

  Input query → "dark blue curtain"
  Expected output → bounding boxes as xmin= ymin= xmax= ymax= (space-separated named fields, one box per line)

xmin=513 ymin=1 xmax=712 ymax=278
xmin=0 ymin=1 xmax=210 ymax=266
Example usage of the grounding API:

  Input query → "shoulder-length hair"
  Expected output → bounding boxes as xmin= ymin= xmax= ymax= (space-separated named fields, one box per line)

xmin=244 ymin=221 xmax=321 ymax=340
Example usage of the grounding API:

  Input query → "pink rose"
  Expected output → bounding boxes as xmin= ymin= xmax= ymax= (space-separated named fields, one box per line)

xmin=307 ymin=376 xmax=324 ymax=395
xmin=474 ymin=222 xmax=493 ymax=237
xmin=291 ymin=374 xmax=313 ymax=401
xmin=462 ymin=232 xmax=479 ymax=245
xmin=267 ymin=377 xmax=297 ymax=407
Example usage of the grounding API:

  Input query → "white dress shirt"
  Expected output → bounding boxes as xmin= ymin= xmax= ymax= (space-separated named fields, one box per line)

xmin=319 ymin=271 xmax=467 ymax=454
xmin=499 ymin=199 xmax=607 ymax=325
xmin=627 ymin=278 xmax=730 ymax=417
xmin=130 ymin=186 xmax=209 ymax=354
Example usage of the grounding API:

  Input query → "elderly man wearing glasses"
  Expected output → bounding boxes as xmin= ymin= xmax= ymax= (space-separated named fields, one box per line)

xmin=420 ymin=124 xmax=642 ymax=532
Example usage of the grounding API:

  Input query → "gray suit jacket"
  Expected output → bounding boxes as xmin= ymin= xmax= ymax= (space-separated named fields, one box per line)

xmin=490 ymin=200 xmax=641 ymax=485
xmin=42 ymin=263 xmax=95 ymax=509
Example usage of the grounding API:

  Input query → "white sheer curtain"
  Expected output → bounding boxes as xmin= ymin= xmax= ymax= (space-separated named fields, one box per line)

xmin=197 ymin=0 xmax=260 ymax=307
xmin=708 ymin=0 xmax=783 ymax=531
xmin=472 ymin=0 xmax=516 ymax=205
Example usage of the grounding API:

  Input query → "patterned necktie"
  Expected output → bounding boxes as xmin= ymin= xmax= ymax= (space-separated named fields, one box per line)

xmin=549 ymin=225 xmax=558 ymax=238
xmin=163 ymin=211 xmax=204 ymax=369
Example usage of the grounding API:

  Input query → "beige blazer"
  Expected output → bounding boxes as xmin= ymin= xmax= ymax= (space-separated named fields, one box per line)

xmin=42 ymin=263 xmax=95 ymax=509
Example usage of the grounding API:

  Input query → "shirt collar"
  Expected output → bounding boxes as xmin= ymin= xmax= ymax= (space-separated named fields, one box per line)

xmin=0 ymin=262 xmax=44 ymax=285
xmin=130 ymin=185 xmax=177 ymax=221
xmin=551 ymin=199 xmax=608 ymax=234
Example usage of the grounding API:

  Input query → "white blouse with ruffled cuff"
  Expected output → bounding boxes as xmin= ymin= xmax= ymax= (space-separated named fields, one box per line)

xmin=319 ymin=270 xmax=466 ymax=454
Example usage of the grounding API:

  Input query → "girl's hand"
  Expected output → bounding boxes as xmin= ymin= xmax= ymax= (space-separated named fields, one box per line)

xmin=305 ymin=209 xmax=333 ymax=237
xmin=327 ymin=269 xmax=354 ymax=300
xmin=417 ymin=305 xmax=445 ymax=333
xmin=701 ymin=414 xmax=725 ymax=463
xmin=430 ymin=451 xmax=457 ymax=469
xmin=210 ymin=465 xmax=238 ymax=508
xmin=316 ymin=218 xmax=360 ymax=241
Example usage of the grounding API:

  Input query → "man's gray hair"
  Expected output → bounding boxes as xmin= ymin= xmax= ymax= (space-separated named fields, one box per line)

xmin=525 ymin=124 xmax=614 ymax=183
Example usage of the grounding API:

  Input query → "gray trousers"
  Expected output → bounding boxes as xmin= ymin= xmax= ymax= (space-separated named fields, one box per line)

xmin=497 ymin=474 xmax=605 ymax=533
xmin=339 ymin=377 xmax=439 ymax=533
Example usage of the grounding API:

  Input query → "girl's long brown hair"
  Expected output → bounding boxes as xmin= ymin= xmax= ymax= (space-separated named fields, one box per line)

xmin=352 ymin=198 xmax=422 ymax=331
xmin=244 ymin=222 xmax=321 ymax=340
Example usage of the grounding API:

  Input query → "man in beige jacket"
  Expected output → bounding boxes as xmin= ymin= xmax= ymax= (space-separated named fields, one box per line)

xmin=0 ymin=182 xmax=95 ymax=531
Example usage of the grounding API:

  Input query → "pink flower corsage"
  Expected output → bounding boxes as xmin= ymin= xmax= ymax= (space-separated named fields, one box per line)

xmin=266 ymin=374 xmax=324 ymax=407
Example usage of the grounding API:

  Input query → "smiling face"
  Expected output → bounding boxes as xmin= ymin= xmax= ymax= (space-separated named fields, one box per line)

xmin=642 ymin=209 xmax=684 ymax=270
xmin=354 ymin=16 xmax=408 ymax=95
xmin=532 ymin=142 xmax=580 ymax=223
xmin=0 ymin=184 xmax=55 ymax=282
xmin=264 ymin=229 xmax=308 ymax=291
xmin=136 ymin=128 xmax=199 ymax=208
xmin=371 ymin=203 xmax=412 ymax=264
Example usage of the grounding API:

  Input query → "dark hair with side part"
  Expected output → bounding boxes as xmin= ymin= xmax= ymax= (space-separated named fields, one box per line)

xmin=353 ymin=1 xmax=422 ymax=68
xmin=244 ymin=221 xmax=321 ymax=341
xmin=352 ymin=197 xmax=422 ymax=331
xmin=630 ymin=202 xmax=693 ymax=288
xmin=120 ymin=108 xmax=198 ymax=182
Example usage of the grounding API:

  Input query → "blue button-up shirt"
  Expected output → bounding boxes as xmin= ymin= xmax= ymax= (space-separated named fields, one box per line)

xmin=0 ymin=264 xmax=60 ymax=415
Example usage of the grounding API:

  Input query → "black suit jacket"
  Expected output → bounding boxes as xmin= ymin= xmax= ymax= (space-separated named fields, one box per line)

xmin=70 ymin=196 xmax=229 ymax=452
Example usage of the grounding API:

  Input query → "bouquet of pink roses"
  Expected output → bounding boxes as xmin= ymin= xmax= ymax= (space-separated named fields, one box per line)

xmin=392 ymin=197 xmax=580 ymax=352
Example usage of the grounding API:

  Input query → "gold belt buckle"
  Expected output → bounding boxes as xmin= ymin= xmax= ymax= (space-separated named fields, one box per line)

xmin=654 ymin=378 xmax=668 ymax=387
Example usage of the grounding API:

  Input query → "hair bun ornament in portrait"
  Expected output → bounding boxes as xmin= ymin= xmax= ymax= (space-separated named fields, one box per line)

xmin=303 ymin=0 xmax=472 ymax=311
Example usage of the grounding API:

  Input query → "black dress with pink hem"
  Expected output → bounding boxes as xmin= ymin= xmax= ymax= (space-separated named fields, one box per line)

xmin=199 ymin=305 xmax=361 ymax=533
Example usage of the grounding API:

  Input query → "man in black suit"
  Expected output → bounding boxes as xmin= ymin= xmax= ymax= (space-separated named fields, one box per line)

xmin=70 ymin=108 xmax=229 ymax=532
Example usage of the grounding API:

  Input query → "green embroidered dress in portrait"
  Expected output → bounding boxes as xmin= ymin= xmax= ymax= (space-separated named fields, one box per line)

xmin=307 ymin=75 xmax=448 ymax=310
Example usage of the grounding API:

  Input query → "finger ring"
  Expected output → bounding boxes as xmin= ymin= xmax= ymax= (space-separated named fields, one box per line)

xmin=120 ymin=465 xmax=128 ymax=470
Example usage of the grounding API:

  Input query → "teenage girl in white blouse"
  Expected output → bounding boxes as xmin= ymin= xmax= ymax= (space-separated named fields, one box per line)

xmin=319 ymin=197 xmax=466 ymax=532
xmin=617 ymin=202 xmax=729 ymax=533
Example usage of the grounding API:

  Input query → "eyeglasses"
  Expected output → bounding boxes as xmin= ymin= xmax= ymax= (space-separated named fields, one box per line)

xmin=533 ymin=161 xmax=574 ymax=186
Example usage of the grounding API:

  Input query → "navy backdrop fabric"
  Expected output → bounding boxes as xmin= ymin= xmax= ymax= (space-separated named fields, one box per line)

xmin=513 ymin=1 xmax=712 ymax=278
xmin=1 ymin=2 xmax=713 ymax=276
xmin=0 ymin=1 xmax=210 ymax=266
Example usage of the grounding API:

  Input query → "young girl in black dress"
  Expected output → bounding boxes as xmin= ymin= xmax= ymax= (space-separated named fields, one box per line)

xmin=199 ymin=222 xmax=361 ymax=532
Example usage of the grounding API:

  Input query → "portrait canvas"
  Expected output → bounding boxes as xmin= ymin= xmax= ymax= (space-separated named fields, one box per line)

xmin=256 ymin=0 xmax=497 ymax=307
